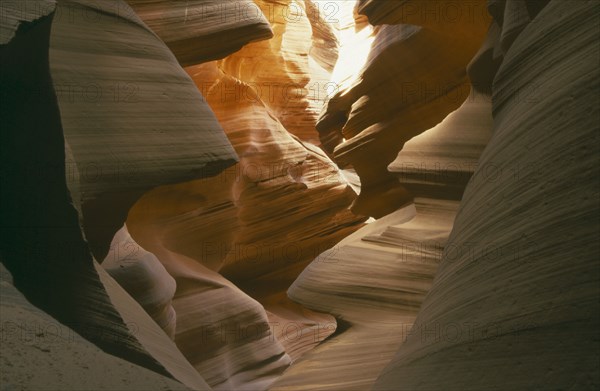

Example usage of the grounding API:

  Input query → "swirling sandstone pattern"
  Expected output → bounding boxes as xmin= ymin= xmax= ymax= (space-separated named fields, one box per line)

xmin=317 ymin=7 xmax=490 ymax=217
xmin=3 ymin=0 xmax=597 ymax=390
xmin=0 ymin=4 xmax=217 ymax=387
xmin=1 ymin=4 xmax=164 ymax=377
xmin=272 ymin=90 xmax=493 ymax=390
xmin=271 ymin=5 xmax=494 ymax=386
xmin=126 ymin=60 xmax=365 ymax=389
xmin=304 ymin=0 xmax=340 ymax=73
xmin=374 ymin=1 xmax=600 ymax=389
xmin=50 ymin=0 xmax=238 ymax=259
xmin=127 ymin=0 xmax=274 ymax=66
xmin=217 ymin=0 xmax=336 ymax=144
xmin=0 ymin=263 xmax=196 ymax=391
xmin=102 ymin=225 xmax=178 ymax=339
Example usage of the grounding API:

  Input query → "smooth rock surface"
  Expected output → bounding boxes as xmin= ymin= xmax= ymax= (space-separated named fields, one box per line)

xmin=0 ymin=6 xmax=173 ymax=380
xmin=125 ymin=61 xmax=364 ymax=390
xmin=2 ymin=3 xmax=220 ymax=388
xmin=49 ymin=0 xmax=238 ymax=259
xmin=102 ymin=225 xmax=178 ymax=339
xmin=4 ymin=0 xmax=596 ymax=390
xmin=273 ymin=49 xmax=494 ymax=391
xmin=127 ymin=199 xmax=293 ymax=391
xmin=0 ymin=262 xmax=194 ymax=391
xmin=217 ymin=0 xmax=335 ymax=144
xmin=127 ymin=0 xmax=274 ymax=66
xmin=388 ymin=91 xmax=493 ymax=200
xmin=96 ymin=261 xmax=212 ymax=390
xmin=270 ymin=201 xmax=452 ymax=390
xmin=374 ymin=1 xmax=600 ymax=389
xmin=318 ymin=15 xmax=489 ymax=217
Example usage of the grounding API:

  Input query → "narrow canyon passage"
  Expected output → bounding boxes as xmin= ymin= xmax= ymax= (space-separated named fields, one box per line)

xmin=1 ymin=1 xmax=598 ymax=390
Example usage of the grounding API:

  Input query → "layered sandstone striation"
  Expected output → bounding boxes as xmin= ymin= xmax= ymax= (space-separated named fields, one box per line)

xmin=0 ymin=0 xmax=255 ymax=389
xmin=317 ymin=1 xmax=490 ymax=218
xmin=272 ymin=90 xmax=493 ymax=390
xmin=0 ymin=263 xmax=197 ymax=391
xmin=388 ymin=92 xmax=493 ymax=200
xmin=217 ymin=0 xmax=338 ymax=144
xmin=125 ymin=59 xmax=365 ymax=389
xmin=272 ymin=3 xmax=495 ymax=387
xmin=3 ymin=0 xmax=597 ymax=390
xmin=1 ymin=2 xmax=162 ymax=378
xmin=304 ymin=0 xmax=340 ymax=73
xmin=373 ymin=1 xmax=600 ymax=389
xmin=102 ymin=225 xmax=178 ymax=339
xmin=50 ymin=0 xmax=238 ymax=259
xmin=25 ymin=1 xmax=363 ymax=388
xmin=127 ymin=0 xmax=274 ymax=66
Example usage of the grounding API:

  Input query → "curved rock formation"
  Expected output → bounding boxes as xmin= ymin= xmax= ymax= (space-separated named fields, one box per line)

xmin=203 ymin=69 xmax=365 ymax=281
xmin=304 ymin=0 xmax=340 ymax=73
xmin=272 ymin=89 xmax=493 ymax=390
xmin=50 ymin=0 xmax=238 ymax=259
xmin=96 ymin=261 xmax=212 ymax=390
xmin=8 ymin=8 xmax=354 ymax=381
xmin=0 ymin=262 xmax=196 ymax=391
xmin=125 ymin=61 xmax=365 ymax=389
xmin=217 ymin=0 xmax=335 ymax=144
xmin=127 ymin=0 xmax=274 ymax=66
xmin=0 ymin=1 xmax=236 ymax=389
xmin=102 ymin=225 xmax=177 ymax=339
xmin=358 ymin=0 xmax=490 ymax=37
xmin=126 ymin=175 xmax=293 ymax=390
xmin=317 ymin=9 xmax=490 ymax=217
xmin=4 ymin=0 xmax=597 ymax=390
xmin=1 ymin=3 xmax=161 ymax=376
xmin=388 ymin=91 xmax=493 ymax=200
xmin=374 ymin=1 xmax=600 ymax=389
xmin=108 ymin=229 xmax=290 ymax=391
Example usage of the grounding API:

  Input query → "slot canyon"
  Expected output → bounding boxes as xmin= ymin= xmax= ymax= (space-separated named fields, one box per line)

xmin=1 ymin=0 xmax=598 ymax=390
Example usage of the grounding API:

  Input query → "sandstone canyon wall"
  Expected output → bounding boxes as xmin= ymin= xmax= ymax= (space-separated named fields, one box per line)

xmin=373 ymin=1 xmax=600 ymax=389
xmin=3 ymin=0 xmax=364 ymax=390
xmin=1 ymin=0 xmax=235 ymax=389
xmin=274 ymin=0 xmax=598 ymax=389
xmin=316 ymin=0 xmax=490 ymax=218
xmin=1 ymin=0 xmax=598 ymax=390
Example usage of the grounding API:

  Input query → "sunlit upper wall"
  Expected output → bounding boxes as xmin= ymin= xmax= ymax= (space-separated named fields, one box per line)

xmin=322 ymin=0 xmax=375 ymax=94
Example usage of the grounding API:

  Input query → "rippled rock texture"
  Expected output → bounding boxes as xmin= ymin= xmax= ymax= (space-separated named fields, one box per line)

xmin=50 ymin=0 xmax=238 ymax=259
xmin=374 ymin=1 xmax=600 ymax=389
xmin=273 ymin=0 xmax=599 ymax=389
xmin=125 ymin=57 xmax=365 ymax=388
xmin=2 ymin=0 xmax=597 ymax=390
xmin=318 ymin=0 xmax=491 ymax=218
xmin=1 ymin=0 xmax=234 ymax=389
xmin=127 ymin=0 xmax=274 ymax=66
xmin=0 ymin=263 xmax=197 ymax=391
xmin=217 ymin=0 xmax=339 ymax=144
xmin=273 ymin=89 xmax=493 ymax=390
xmin=51 ymin=1 xmax=362 ymax=388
